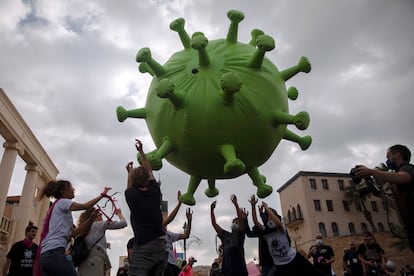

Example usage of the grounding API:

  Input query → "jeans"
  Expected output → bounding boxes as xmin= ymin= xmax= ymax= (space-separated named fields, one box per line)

xmin=129 ymin=239 xmax=167 ymax=276
xmin=40 ymin=247 xmax=77 ymax=276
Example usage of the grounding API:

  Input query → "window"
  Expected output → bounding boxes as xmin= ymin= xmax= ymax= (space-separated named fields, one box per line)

xmin=338 ymin=179 xmax=345 ymax=191
xmin=288 ymin=210 xmax=292 ymax=222
xmin=326 ymin=200 xmax=334 ymax=212
xmin=356 ymin=202 xmax=362 ymax=212
xmin=322 ymin=179 xmax=329 ymax=190
xmin=348 ymin=222 xmax=356 ymax=235
xmin=314 ymin=200 xmax=321 ymax=211
xmin=292 ymin=207 xmax=297 ymax=220
xmin=378 ymin=223 xmax=384 ymax=232
xmin=297 ymin=204 xmax=302 ymax=219
xmin=310 ymin=179 xmax=317 ymax=190
xmin=361 ymin=223 xmax=368 ymax=232
xmin=371 ymin=201 xmax=378 ymax=212
xmin=343 ymin=201 xmax=350 ymax=212
xmin=332 ymin=222 xmax=339 ymax=236
xmin=318 ymin=222 xmax=327 ymax=237
xmin=382 ymin=201 xmax=387 ymax=211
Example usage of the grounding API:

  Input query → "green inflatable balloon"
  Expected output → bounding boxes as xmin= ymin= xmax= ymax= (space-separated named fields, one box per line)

xmin=117 ymin=10 xmax=312 ymax=205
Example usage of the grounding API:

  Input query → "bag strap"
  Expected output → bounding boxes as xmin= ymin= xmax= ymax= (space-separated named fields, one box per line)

xmin=89 ymin=232 xmax=106 ymax=250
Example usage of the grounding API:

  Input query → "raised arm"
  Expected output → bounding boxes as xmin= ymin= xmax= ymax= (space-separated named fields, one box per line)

xmin=163 ymin=191 xmax=182 ymax=227
xmin=210 ymin=201 xmax=223 ymax=235
xmin=355 ymin=165 xmax=412 ymax=185
xmin=126 ymin=162 xmax=134 ymax=189
xmin=70 ymin=187 xmax=110 ymax=211
xmin=241 ymin=207 xmax=256 ymax=237
xmin=249 ymin=194 xmax=263 ymax=230
xmin=231 ymin=194 xmax=244 ymax=232
xmin=179 ymin=208 xmax=193 ymax=240
xmin=135 ymin=139 xmax=154 ymax=180
xmin=106 ymin=208 xmax=128 ymax=229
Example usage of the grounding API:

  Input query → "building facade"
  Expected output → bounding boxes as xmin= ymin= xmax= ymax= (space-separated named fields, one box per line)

xmin=277 ymin=171 xmax=413 ymax=273
xmin=0 ymin=89 xmax=58 ymax=271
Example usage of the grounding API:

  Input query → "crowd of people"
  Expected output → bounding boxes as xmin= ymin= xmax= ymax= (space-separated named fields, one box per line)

xmin=1 ymin=142 xmax=412 ymax=276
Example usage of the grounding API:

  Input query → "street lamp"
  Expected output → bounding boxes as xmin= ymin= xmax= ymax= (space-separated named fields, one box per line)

xmin=182 ymin=222 xmax=187 ymax=261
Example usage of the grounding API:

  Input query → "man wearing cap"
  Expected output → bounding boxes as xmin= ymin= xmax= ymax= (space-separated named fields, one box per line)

xmin=179 ymin=257 xmax=196 ymax=276
xmin=307 ymin=234 xmax=335 ymax=276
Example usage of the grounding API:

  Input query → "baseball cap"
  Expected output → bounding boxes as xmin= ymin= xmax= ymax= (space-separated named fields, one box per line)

xmin=188 ymin=256 xmax=197 ymax=263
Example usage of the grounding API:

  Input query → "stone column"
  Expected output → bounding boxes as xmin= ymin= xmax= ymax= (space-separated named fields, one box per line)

xmin=10 ymin=165 xmax=40 ymax=244
xmin=33 ymin=181 xmax=50 ymax=244
xmin=0 ymin=142 xmax=22 ymax=220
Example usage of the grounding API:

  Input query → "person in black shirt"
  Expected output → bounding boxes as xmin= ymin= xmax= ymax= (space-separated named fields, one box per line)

xmin=307 ymin=233 xmax=335 ymax=276
xmin=210 ymin=195 xmax=248 ymax=276
xmin=125 ymin=139 xmax=167 ymax=276
xmin=355 ymin=144 xmax=414 ymax=252
xmin=3 ymin=225 xmax=38 ymax=276
xmin=357 ymin=231 xmax=387 ymax=276
xmin=343 ymin=240 xmax=363 ymax=276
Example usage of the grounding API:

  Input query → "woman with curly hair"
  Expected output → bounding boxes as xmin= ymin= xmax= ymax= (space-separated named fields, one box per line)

xmin=35 ymin=179 xmax=109 ymax=276
xmin=77 ymin=207 xmax=127 ymax=276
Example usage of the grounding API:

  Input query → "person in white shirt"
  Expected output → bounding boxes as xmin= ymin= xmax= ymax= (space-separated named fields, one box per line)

xmin=249 ymin=195 xmax=324 ymax=276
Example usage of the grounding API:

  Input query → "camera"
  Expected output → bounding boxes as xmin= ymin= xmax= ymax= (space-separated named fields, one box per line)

xmin=349 ymin=166 xmax=382 ymax=197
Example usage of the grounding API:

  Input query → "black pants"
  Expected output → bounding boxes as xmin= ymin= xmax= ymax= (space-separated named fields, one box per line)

xmin=164 ymin=262 xmax=179 ymax=276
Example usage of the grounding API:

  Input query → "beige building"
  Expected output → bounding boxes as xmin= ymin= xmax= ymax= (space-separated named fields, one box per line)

xmin=0 ymin=88 xmax=58 ymax=271
xmin=277 ymin=171 xmax=414 ymax=273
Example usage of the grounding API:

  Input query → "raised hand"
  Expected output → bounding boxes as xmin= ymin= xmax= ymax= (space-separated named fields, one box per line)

xmin=258 ymin=204 xmax=264 ymax=214
xmin=231 ymin=194 xmax=238 ymax=204
xmin=126 ymin=162 xmax=134 ymax=173
xmin=241 ymin=208 xmax=249 ymax=219
xmin=249 ymin=194 xmax=257 ymax=206
xmin=186 ymin=208 xmax=193 ymax=221
xmin=135 ymin=139 xmax=143 ymax=152
xmin=102 ymin=187 xmax=111 ymax=196
xmin=211 ymin=200 xmax=217 ymax=210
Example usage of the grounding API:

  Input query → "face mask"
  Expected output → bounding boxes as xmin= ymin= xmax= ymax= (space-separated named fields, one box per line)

xmin=267 ymin=221 xmax=277 ymax=229
xmin=231 ymin=223 xmax=239 ymax=232
xmin=386 ymin=159 xmax=397 ymax=171
xmin=315 ymin=239 xmax=323 ymax=246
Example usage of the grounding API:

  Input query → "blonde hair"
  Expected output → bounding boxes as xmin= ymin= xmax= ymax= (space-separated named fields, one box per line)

xmin=77 ymin=207 xmax=96 ymax=236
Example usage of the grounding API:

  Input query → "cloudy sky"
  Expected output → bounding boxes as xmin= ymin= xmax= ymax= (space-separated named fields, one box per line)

xmin=1 ymin=0 xmax=413 ymax=272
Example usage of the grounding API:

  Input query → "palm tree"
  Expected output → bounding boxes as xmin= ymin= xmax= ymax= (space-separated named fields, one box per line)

xmin=343 ymin=181 xmax=378 ymax=232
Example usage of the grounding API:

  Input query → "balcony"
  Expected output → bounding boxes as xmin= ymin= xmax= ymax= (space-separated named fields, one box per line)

xmin=0 ymin=216 xmax=12 ymax=235
xmin=284 ymin=215 xmax=304 ymax=227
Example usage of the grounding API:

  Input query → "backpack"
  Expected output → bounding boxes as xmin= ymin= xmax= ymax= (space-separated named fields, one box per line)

xmin=69 ymin=233 xmax=105 ymax=267
xmin=70 ymin=236 xmax=90 ymax=267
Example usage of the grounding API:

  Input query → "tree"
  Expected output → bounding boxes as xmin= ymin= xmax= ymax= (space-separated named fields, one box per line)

xmin=343 ymin=181 xmax=377 ymax=232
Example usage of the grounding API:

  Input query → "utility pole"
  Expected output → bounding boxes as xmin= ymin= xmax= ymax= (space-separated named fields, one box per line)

xmin=183 ymin=222 xmax=187 ymax=260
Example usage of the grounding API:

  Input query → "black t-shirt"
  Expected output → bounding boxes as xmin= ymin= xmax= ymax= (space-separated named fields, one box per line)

xmin=357 ymin=242 xmax=384 ymax=263
xmin=394 ymin=163 xmax=414 ymax=229
xmin=219 ymin=230 xmax=248 ymax=275
xmin=125 ymin=179 xmax=164 ymax=245
xmin=343 ymin=249 xmax=363 ymax=275
xmin=308 ymin=244 xmax=334 ymax=274
xmin=6 ymin=240 xmax=38 ymax=276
